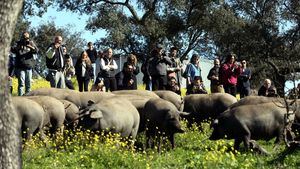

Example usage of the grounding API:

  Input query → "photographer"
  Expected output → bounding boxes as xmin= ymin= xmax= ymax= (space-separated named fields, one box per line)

xmin=46 ymin=36 xmax=66 ymax=88
xmin=237 ymin=60 xmax=251 ymax=98
xmin=148 ymin=44 xmax=172 ymax=90
xmin=167 ymin=46 xmax=182 ymax=88
xmin=63 ymin=47 xmax=75 ymax=90
xmin=219 ymin=53 xmax=242 ymax=97
xmin=186 ymin=76 xmax=207 ymax=95
xmin=117 ymin=54 xmax=139 ymax=90
xmin=11 ymin=31 xmax=38 ymax=96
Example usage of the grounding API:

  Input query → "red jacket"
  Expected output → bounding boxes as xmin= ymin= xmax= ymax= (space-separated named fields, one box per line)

xmin=220 ymin=63 xmax=242 ymax=86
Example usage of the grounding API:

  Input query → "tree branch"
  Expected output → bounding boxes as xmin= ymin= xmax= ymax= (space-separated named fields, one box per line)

xmin=140 ymin=0 xmax=158 ymax=25
xmin=264 ymin=59 xmax=284 ymax=77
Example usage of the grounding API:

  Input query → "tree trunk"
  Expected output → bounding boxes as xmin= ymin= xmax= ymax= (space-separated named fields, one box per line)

xmin=0 ymin=0 xmax=24 ymax=168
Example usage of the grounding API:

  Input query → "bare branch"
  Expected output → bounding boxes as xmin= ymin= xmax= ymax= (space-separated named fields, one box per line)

xmin=264 ymin=59 xmax=285 ymax=77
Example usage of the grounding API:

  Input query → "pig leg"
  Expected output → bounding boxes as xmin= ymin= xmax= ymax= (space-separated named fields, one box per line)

xmin=234 ymin=138 xmax=242 ymax=150
xmin=157 ymin=136 xmax=162 ymax=153
xmin=146 ymin=130 xmax=154 ymax=149
xmin=243 ymin=135 xmax=251 ymax=150
xmin=169 ymin=134 xmax=175 ymax=149
xmin=249 ymin=140 xmax=270 ymax=155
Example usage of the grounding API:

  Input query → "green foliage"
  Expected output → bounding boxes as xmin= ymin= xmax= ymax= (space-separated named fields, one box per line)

xmin=19 ymin=0 xmax=300 ymax=94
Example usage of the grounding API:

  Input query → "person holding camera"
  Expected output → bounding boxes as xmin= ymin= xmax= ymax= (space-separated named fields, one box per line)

xmin=117 ymin=54 xmax=139 ymax=90
xmin=166 ymin=76 xmax=181 ymax=95
xmin=184 ymin=54 xmax=202 ymax=88
xmin=219 ymin=53 xmax=242 ymax=97
xmin=63 ymin=46 xmax=75 ymax=90
xmin=237 ymin=60 xmax=251 ymax=98
xmin=86 ymin=42 xmax=98 ymax=82
xmin=11 ymin=31 xmax=38 ymax=96
xmin=46 ymin=35 xmax=66 ymax=88
xmin=186 ymin=76 xmax=208 ymax=95
xmin=207 ymin=58 xmax=223 ymax=93
xmin=148 ymin=44 xmax=172 ymax=90
xmin=167 ymin=46 xmax=182 ymax=88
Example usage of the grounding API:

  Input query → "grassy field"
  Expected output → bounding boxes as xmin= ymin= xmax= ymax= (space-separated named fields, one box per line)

xmin=12 ymin=78 xmax=299 ymax=168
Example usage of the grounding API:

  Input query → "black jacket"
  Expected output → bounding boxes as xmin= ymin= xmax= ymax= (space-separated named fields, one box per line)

xmin=11 ymin=40 xmax=37 ymax=69
xmin=8 ymin=54 xmax=15 ymax=76
xmin=46 ymin=44 xmax=65 ymax=70
xmin=75 ymin=59 xmax=94 ymax=79
xmin=237 ymin=68 xmax=251 ymax=88
xmin=86 ymin=48 xmax=98 ymax=63
xmin=148 ymin=56 xmax=172 ymax=76
xmin=207 ymin=66 xmax=220 ymax=86
xmin=258 ymin=85 xmax=277 ymax=97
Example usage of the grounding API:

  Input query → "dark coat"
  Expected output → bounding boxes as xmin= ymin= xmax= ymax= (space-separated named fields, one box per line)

xmin=11 ymin=40 xmax=37 ymax=69
xmin=237 ymin=68 xmax=251 ymax=89
xmin=86 ymin=48 xmax=98 ymax=63
xmin=258 ymin=85 xmax=277 ymax=97
xmin=75 ymin=59 xmax=94 ymax=80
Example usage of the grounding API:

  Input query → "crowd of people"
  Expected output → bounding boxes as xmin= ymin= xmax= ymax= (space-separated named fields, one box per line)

xmin=8 ymin=32 xmax=286 ymax=98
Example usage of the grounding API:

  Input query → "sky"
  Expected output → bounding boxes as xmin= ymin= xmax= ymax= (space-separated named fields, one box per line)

xmin=28 ymin=7 xmax=107 ymax=43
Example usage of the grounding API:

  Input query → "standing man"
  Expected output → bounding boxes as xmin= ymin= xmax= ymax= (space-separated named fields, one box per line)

xmin=99 ymin=48 xmax=118 ymax=91
xmin=258 ymin=79 xmax=277 ymax=97
xmin=11 ymin=31 xmax=38 ymax=96
xmin=46 ymin=35 xmax=66 ymax=88
xmin=148 ymin=44 xmax=172 ymax=90
xmin=207 ymin=58 xmax=223 ymax=93
xmin=237 ymin=60 xmax=251 ymax=98
xmin=86 ymin=42 xmax=98 ymax=82
xmin=167 ymin=46 xmax=182 ymax=88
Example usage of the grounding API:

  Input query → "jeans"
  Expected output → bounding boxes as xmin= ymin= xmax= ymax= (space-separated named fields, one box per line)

xmin=91 ymin=63 xmax=96 ymax=82
xmin=65 ymin=79 xmax=75 ymax=90
xmin=224 ymin=84 xmax=237 ymax=97
xmin=16 ymin=68 xmax=32 ymax=96
xmin=77 ymin=76 xmax=90 ymax=92
xmin=48 ymin=69 xmax=66 ymax=88
xmin=151 ymin=75 xmax=167 ymax=91
xmin=104 ymin=77 xmax=117 ymax=92
xmin=239 ymin=87 xmax=251 ymax=98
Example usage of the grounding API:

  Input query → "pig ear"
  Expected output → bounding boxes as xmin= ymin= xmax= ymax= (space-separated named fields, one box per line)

xmin=90 ymin=110 xmax=103 ymax=119
xmin=87 ymin=100 xmax=95 ymax=106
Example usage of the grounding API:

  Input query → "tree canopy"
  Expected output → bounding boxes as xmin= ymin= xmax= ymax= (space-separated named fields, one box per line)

xmin=19 ymin=0 xmax=300 ymax=95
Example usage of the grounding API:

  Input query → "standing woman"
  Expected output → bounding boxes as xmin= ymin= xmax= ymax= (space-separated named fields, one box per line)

xmin=219 ymin=53 xmax=242 ymax=97
xmin=122 ymin=54 xmax=139 ymax=90
xmin=184 ymin=54 xmax=202 ymax=87
xmin=100 ymin=48 xmax=118 ymax=91
xmin=75 ymin=51 xmax=94 ymax=92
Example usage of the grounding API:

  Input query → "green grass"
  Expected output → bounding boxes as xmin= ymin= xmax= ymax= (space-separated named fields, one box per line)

xmin=22 ymin=123 xmax=300 ymax=169
xmin=12 ymin=78 xmax=300 ymax=168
